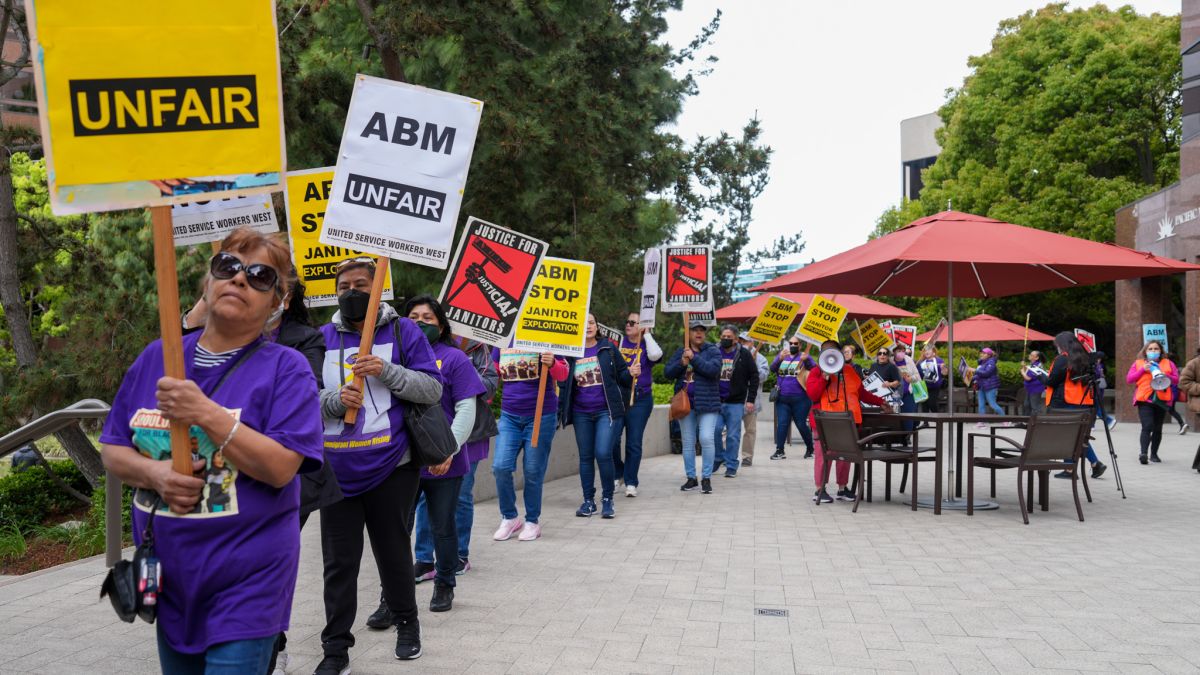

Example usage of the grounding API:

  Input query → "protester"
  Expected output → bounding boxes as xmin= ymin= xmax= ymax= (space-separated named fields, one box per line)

xmin=664 ymin=321 xmax=722 ymax=493
xmin=807 ymin=339 xmax=890 ymax=503
xmin=396 ymin=295 xmax=485 ymax=614
xmin=738 ymin=333 xmax=770 ymax=466
xmin=916 ymin=345 xmax=946 ymax=413
xmin=560 ymin=314 xmax=633 ymax=519
xmin=183 ymin=257 xmax=342 ymax=675
xmin=843 ymin=344 xmax=864 ymax=377
xmin=1043 ymin=332 xmax=1107 ymax=478
xmin=1177 ymin=348 xmax=1200 ymax=444
xmin=491 ymin=344 xmax=568 ymax=541
xmin=316 ymin=258 xmax=445 ymax=669
xmin=406 ymin=335 xmax=496 ymax=591
xmin=891 ymin=345 xmax=919 ymax=437
xmin=99 ymin=229 xmax=324 ymax=674
xmin=974 ymin=347 xmax=1004 ymax=420
xmin=866 ymin=347 xmax=902 ymax=406
xmin=610 ymin=312 xmax=662 ymax=496
xmin=1020 ymin=350 xmax=1048 ymax=417
xmin=770 ymin=336 xmax=817 ymax=460
xmin=1164 ymin=353 xmax=1189 ymax=435
xmin=710 ymin=325 xmax=760 ymax=477
xmin=1126 ymin=340 xmax=1178 ymax=465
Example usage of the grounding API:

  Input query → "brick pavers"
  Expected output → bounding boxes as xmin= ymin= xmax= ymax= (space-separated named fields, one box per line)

xmin=1 ymin=420 xmax=1198 ymax=674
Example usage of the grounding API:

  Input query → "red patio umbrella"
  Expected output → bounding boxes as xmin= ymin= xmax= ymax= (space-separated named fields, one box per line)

xmin=715 ymin=292 xmax=915 ymax=323
xmin=915 ymin=313 xmax=1054 ymax=343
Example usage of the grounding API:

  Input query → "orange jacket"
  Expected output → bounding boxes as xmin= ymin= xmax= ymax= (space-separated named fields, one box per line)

xmin=806 ymin=365 xmax=887 ymax=424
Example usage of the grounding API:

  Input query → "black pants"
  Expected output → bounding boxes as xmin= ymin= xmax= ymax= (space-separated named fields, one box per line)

xmin=320 ymin=464 xmax=420 ymax=656
xmin=417 ymin=476 xmax=463 ymax=587
xmin=1167 ymin=401 xmax=1186 ymax=427
xmin=1136 ymin=401 xmax=1166 ymax=457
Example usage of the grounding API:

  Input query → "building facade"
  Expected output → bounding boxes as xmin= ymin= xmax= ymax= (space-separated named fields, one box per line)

xmin=900 ymin=112 xmax=942 ymax=201
xmin=731 ymin=262 xmax=803 ymax=303
xmin=1114 ymin=0 xmax=1200 ymax=422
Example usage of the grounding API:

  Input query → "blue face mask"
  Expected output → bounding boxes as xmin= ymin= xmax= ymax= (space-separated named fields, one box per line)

xmin=1146 ymin=350 xmax=1161 ymax=362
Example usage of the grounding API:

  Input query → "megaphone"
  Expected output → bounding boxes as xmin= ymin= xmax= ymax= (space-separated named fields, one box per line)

xmin=818 ymin=348 xmax=845 ymax=375
xmin=1151 ymin=373 xmax=1171 ymax=391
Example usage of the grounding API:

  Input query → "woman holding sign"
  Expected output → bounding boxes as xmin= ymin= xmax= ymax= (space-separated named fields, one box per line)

xmin=316 ymin=259 xmax=445 ymax=667
xmin=1126 ymin=339 xmax=1178 ymax=465
xmin=560 ymin=314 xmax=633 ymax=519
xmin=99 ymin=229 xmax=324 ymax=674
xmin=491 ymin=346 xmax=569 ymax=541
xmin=665 ymin=321 xmax=724 ymax=494
xmin=770 ymin=336 xmax=817 ymax=460
xmin=610 ymin=312 xmax=663 ymax=496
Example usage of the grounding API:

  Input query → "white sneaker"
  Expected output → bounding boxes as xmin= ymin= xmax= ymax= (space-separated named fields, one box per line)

xmin=517 ymin=521 xmax=541 ymax=541
xmin=272 ymin=650 xmax=288 ymax=675
xmin=493 ymin=517 xmax=524 ymax=541
xmin=1180 ymin=423 xmax=1189 ymax=436
xmin=625 ymin=485 xmax=637 ymax=498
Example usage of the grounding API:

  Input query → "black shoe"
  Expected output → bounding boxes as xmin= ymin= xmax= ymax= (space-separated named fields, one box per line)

xmin=712 ymin=460 xmax=724 ymax=473
xmin=1054 ymin=470 xmax=1072 ymax=479
xmin=456 ymin=557 xmax=470 ymax=575
xmin=394 ymin=618 xmax=422 ymax=660
xmin=770 ymin=450 xmax=786 ymax=460
xmin=803 ymin=449 xmax=814 ymax=459
xmin=701 ymin=478 xmax=712 ymax=494
xmin=413 ymin=560 xmax=436 ymax=583
xmin=812 ymin=489 xmax=833 ymax=504
xmin=1150 ymin=454 xmax=1162 ymax=463
xmin=314 ymin=653 xmax=351 ymax=675
xmin=742 ymin=458 xmax=753 ymax=467
xmin=430 ymin=582 xmax=454 ymax=613
xmin=1091 ymin=462 xmax=1107 ymax=479
xmin=724 ymin=470 xmax=737 ymax=478
xmin=836 ymin=488 xmax=856 ymax=501
xmin=1140 ymin=454 xmax=1148 ymax=465
xmin=366 ymin=599 xmax=394 ymax=630
xmin=680 ymin=478 xmax=699 ymax=491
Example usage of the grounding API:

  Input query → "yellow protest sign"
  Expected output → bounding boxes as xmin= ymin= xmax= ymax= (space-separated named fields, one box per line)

xmin=513 ymin=257 xmax=594 ymax=357
xmin=284 ymin=168 xmax=392 ymax=308
xmin=794 ymin=294 xmax=848 ymax=346
xmin=27 ymin=0 xmax=286 ymax=214
xmin=747 ymin=295 xmax=801 ymax=342
xmin=855 ymin=319 xmax=894 ymax=354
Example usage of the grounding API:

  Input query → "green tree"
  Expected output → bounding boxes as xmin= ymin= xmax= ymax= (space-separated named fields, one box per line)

xmin=873 ymin=3 xmax=1179 ymax=346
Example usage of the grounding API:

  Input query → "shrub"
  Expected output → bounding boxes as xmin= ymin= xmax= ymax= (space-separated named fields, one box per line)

xmin=652 ymin=383 xmax=674 ymax=405
xmin=0 ymin=526 xmax=26 ymax=562
xmin=652 ymin=362 xmax=668 ymax=385
xmin=0 ymin=460 xmax=93 ymax=534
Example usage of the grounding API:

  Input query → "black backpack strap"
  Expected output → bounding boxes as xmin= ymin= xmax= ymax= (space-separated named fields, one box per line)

xmin=207 ymin=342 xmax=267 ymax=397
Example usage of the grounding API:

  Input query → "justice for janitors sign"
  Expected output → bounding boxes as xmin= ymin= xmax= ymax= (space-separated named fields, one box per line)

xmin=321 ymin=75 xmax=484 ymax=268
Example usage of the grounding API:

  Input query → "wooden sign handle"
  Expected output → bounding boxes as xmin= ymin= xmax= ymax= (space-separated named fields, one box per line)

xmin=630 ymin=335 xmax=643 ymax=407
xmin=530 ymin=361 xmax=550 ymax=447
xmin=151 ymin=206 xmax=193 ymax=476
xmin=344 ymin=255 xmax=391 ymax=425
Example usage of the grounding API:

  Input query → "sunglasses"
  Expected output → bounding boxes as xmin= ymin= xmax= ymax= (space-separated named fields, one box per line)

xmin=335 ymin=256 xmax=377 ymax=272
xmin=878 ymin=351 xmax=889 ymax=356
xmin=210 ymin=252 xmax=279 ymax=293
xmin=626 ymin=320 xmax=638 ymax=326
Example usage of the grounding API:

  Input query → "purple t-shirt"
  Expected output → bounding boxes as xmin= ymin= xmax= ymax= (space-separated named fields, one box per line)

xmin=718 ymin=347 xmax=737 ymax=399
xmin=319 ymin=318 xmax=444 ymax=497
xmin=572 ymin=343 xmax=607 ymax=414
xmin=775 ymin=353 xmax=814 ymax=397
xmin=99 ymin=332 xmax=323 ymax=654
xmin=422 ymin=342 xmax=487 ymax=480
xmin=619 ymin=336 xmax=654 ymax=396
xmin=493 ymin=347 xmax=560 ymax=417
xmin=463 ymin=439 xmax=489 ymax=463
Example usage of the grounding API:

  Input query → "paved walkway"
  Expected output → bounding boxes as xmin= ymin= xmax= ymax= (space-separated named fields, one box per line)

xmin=1 ymin=420 xmax=1199 ymax=674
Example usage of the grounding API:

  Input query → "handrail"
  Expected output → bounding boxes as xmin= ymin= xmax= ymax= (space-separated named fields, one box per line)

xmin=0 ymin=399 xmax=122 ymax=566
xmin=0 ymin=399 xmax=111 ymax=457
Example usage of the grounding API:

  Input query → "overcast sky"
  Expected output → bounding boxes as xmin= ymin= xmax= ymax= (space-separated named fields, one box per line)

xmin=661 ymin=0 xmax=1181 ymax=265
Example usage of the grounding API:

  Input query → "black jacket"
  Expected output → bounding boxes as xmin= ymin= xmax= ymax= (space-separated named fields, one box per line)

xmin=720 ymin=346 xmax=760 ymax=405
xmin=559 ymin=340 xmax=634 ymax=424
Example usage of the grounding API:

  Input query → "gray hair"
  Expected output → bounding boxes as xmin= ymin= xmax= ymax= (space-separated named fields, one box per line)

xmin=720 ymin=324 xmax=738 ymax=335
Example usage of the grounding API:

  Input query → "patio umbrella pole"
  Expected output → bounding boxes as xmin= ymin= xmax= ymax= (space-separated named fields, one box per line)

xmin=946 ymin=263 xmax=957 ymax=507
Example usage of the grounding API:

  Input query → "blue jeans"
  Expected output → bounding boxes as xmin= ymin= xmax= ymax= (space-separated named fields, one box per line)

xmin=713 ymin=402 xmax=745 ymax=472
xmin=977 ymin=388 xmax=1003 ymax=415
xmin=414 ymin=475 xmax=463 ymax=586
xmin=573 ymin=410 xmax=617 ymax=500
xmin=493 ymin=412 xmax=556 ymax=523
xmin=414 ymin=459 xmax=479 ymax=562
xmin=774 ymin=393 xmax=813 ymax=451
xmin=610 ymin=392 xmax=653 ymax=486
xmin=156 ymin=626 xmax=275 ymax=675
xmin=679 ymin=410 xmax=719 ymax=479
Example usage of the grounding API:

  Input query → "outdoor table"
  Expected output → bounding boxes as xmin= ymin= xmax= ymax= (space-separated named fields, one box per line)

xmin=877 ymin=411 xmax=1029 ymax=514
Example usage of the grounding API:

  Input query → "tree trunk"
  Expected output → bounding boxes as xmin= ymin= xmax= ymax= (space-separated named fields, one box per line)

xmin=354 ymin=0 xmax=406 ymax=83
xmin=0 ymin=154 xmax=104 ymax=487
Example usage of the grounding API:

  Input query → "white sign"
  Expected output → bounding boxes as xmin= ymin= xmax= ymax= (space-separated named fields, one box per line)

xmin=321 ymin=75 xmax=484 ymax=267
xmin=862 ymin=371 xmax=897 ymax=406
xmin=639 ymin=248 xmax=660 ymax=328
xmin=171 ymin=195 xmax=277 ymax=247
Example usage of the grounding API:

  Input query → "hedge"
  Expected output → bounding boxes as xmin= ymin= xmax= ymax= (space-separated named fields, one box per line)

xmin=0 ymin=460 xmax=93 ymax=534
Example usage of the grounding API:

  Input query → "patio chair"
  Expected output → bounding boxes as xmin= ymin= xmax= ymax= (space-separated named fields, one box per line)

xmin=859 ymin=411 xmax=936 ymax=502
xmin=966 ymin=411 xmax=1091 ymax=524
xmin=812 ymin=410 xmax=920 ymax=513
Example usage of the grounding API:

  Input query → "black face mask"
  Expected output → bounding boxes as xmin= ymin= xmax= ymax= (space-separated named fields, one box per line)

xmin=720 ymin=338 xmax=734 ymax=350
xmin=338 ymin=289 xmax=371 ymax=323
xmin=789 ymin=345 xmax=800 ymax=355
